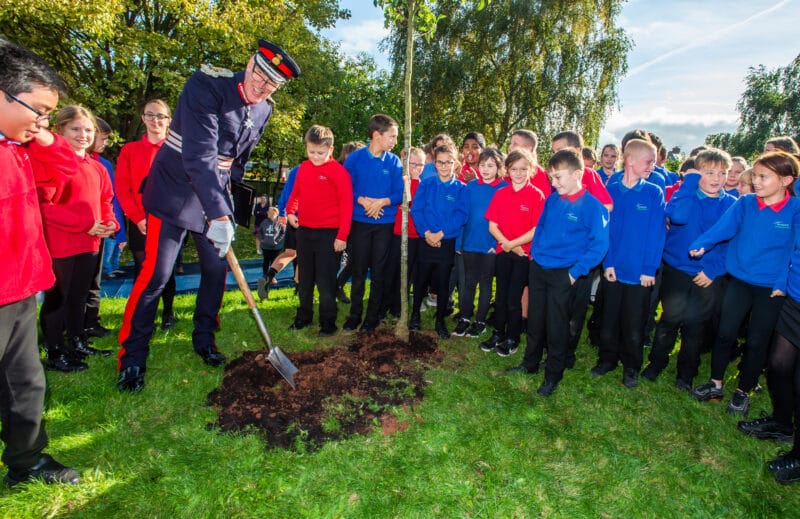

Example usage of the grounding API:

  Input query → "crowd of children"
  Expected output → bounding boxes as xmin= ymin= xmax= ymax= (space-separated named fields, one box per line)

xmin=273 ymin=116 xmax=800 ymax=484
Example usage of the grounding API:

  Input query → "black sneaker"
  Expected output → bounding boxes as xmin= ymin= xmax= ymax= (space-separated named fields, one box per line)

xmin=479 ymin=333 xmax=503 ymax=352
xmin=738 ymin=416 xmax=793 ymax=442
xmin=641 ymin=364 xmax=661 ymax=382
xmin=622 ymin=368 xmax=639 ymax=388
xmin=727 ymin=389 xmax=750 ymax=416
xmin=452 ymin=318 xmax=470 ymax=337
xmin=590 ymin=362 xmax=616 ymax=377
xmin=4 ymin=454 xmax=79 ymax=487
xmin=257 ymin=277 xmax=270 ymax=300
xmin=537 ymin=379 xmax=559 ymax=397
xmin=505 ymin=364 xmax=537 ymax=375
xmin=692 ymin=381 xmax=724 ymax=401
xmin=342 ymin=316 xmax=360 ymax=332
xmin=771 ymin=454 xmax=800 ymax=484
xmin=769 ymin=452 xmax=798 ymax=473
xmin=465 ymin=321 xmax=486 ymax=338
xmin=495 ymin=339 xmax=518 ymax=357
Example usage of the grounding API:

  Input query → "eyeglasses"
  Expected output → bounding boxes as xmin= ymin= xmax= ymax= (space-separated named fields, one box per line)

xmin=251 ymin=65 xmax=281 ymax=90
xmin=4 ymin=91 xmax=51 ymax=123
xmin=143 ymin=113 xmax=170 ymax=121
xmin=408 ymin=162 xmax=424 ymax=168
xmin=435 ymin=160 xmax=455 ymax=167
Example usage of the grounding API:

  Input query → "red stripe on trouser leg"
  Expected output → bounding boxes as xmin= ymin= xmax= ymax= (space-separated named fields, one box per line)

xmin=117 ymin=215 xmax=163 ymax=371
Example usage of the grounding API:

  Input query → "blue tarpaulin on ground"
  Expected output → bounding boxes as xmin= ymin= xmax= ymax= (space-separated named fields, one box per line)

xmin=100 ymin=259 xmax=296 ymax=298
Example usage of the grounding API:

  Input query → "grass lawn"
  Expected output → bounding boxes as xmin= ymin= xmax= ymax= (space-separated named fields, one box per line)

xmin=1 ymin=283 xmax=799 ymax=518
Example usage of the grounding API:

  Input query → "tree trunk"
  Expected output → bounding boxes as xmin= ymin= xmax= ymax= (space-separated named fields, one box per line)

xmin=394 ymin=0 xmax=416 ymax=343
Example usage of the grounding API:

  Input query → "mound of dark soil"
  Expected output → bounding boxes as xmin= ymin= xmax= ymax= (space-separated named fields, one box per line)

xmin=207 ymin=330 xmax=442 ymax=450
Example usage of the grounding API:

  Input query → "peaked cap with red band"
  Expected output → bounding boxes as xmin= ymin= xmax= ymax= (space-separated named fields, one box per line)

xmin=254 ymin=39 xmax=301 ymax=84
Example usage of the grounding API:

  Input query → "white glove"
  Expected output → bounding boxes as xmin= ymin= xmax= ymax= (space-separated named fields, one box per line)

xmin=206 ymin=219 xmax=235 ymax=258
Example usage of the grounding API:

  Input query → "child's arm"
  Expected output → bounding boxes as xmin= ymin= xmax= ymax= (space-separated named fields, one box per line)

xmin=570 ymin=204 xmax=610 ymax=282
xmin=641 ymin=189 xmax=667 ymax=286
xmin=689 ymin=198 xmax=745 ymax=256
xmin=666 ymin=172 xmax=700 ymax=225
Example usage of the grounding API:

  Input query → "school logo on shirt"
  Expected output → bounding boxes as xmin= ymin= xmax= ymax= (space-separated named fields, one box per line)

xmin=382 ymin=169 xmax=390 ymax=176
xmin=566 ymin=213 xmax=578 ymax=222
xmin=775 ymin=220 xmax=791 ymax=230
xmin=319 ymin=175 xmax=328 ymax=181
xmin=519 ymin=204 xmax=530 ymax=212
xmin=636 ymin=203 xmax=649 ymax=211
xmin=446 ymin=194 xmax=456 ymax=202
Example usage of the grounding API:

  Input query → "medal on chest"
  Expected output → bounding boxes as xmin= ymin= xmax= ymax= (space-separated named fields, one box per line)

xmin=244 ymin=105 xmax=255 ymax=129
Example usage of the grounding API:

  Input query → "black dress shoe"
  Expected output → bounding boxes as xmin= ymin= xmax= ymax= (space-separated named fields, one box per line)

xmin=117 ymin=365 xmax=145 ymax=393
xmin=197 ymin=346 xmax=226 ymax=367
xmin=161 ymin=312 xmax=178 ymax=330
xmin=319 ymin=325 xmax=337 ymax=337
xmin=4 ymin=454 xmax=80 ymax=487
xmin=84 ymin=324 xmax=112 ymax=338
xmin=45 ymin=352 xmax=88 ymax=373
xmin=70 ymin=336 xmax=112 ymax=357
xmin=360 ymin=320 xmax=378 ymax=333
xmin=288 ymin=320 xmax=311 ymax=331
xmin=505 ymin=364 xmax=537 ymax=375
xmin=342 ymin=316 xmax=360 ymax=331
xmin=537 ymin=379 xmax=559 ymax=397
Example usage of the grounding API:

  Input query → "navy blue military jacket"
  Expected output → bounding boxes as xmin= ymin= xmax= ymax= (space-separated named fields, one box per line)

xmin=143 ymin=69 xmax=272 ymax=233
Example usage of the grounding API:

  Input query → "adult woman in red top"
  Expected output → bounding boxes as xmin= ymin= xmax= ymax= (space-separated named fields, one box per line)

xmin=38 ymin=105 xmax=117 ymax=370
xmin=114 ymin=99 xmax=178 ymax=329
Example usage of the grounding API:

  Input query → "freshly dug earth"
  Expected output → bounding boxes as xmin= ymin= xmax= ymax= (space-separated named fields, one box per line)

xmin=207 ymin=330 xmax=442 ymax=450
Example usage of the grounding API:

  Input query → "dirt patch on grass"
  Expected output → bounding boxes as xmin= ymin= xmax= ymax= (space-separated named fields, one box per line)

xmin=207 ymin=330 xmax=442 ymax=450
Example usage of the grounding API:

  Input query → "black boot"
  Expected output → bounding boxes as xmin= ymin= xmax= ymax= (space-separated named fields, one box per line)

xmin=45 ymin=345 xmax=88 ymax=372
xmin=409 ymin=312 xmax=421 ymax=331
xmin=435 ymin=319 xmax=449 ymax=339
xmin=69 ymin=335 xmax=112 ymax=358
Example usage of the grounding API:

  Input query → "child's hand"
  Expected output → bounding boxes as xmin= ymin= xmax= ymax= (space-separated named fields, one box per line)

xmin=511 ymin=246 xmax=526 ymax=257
xmin=771 ymin=289 xmax=785 ymax=298
xmin=287 ymin=214 xmax=299 ymax=228
xmin=693 ymin=271 xmax=712 ymax=287
xmin=136 ymin=218 xmax=147 ymax=235
xmin=568 ymin=273 xmax=576 ymax=285
xmin=689 ymin=248 xmax=705 ymax=257
xmin=604 ymin=267 xmax=617 ymax=282
xmin=333 ymin=239 xmax=346 ymax=252
xmin=640 ymin=274 xmax=656 ymax=287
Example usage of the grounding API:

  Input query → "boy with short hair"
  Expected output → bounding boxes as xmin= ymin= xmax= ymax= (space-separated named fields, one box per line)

xmin=592 ymin=139 xmax=666 ymax=388
xmin=0 ymin=38 xmax=81 ymax=486
xmin=642 ymin=149 xmax=736 ymax=389
xmin=551 ymin=131 xmax=613 ymax=212
xmin=286 ymin=125 xmax=353 ymax=336
xmin=507 ymin=149 xmax=609 ymax=396
xmin=342 ymin=114 xmax=404 ymax=332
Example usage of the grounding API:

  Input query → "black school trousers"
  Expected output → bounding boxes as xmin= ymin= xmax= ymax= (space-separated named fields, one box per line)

xmin=598 ymin=278 xmax=652 ymax=371
xmin=412 ymin=238 xmax=456 ymax=320
xmin=710 ymin=276 xmax=785 ymax=391
xmin=0 ymin=296 xmax=48 ymax=472
xmin=347 ymin=221 xmax=393 ymax=326
xmin=648 ymin=263 xmax=723 ymax=383
xmin=40 ymin=252 xmax=98 ymax=348
xmin=460 ymin=251 xmax=496 ymax=323
xmin=493 ymin=252 xmax=529 ymax=342
xmin=294 ymin=227 xmax=339 ymax=329
xmin=522 ymin=260 xmax=590 ymax=381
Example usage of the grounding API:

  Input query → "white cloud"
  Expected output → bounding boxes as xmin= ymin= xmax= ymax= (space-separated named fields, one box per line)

xmin=326 ymin=19 xmax=389 ymax=57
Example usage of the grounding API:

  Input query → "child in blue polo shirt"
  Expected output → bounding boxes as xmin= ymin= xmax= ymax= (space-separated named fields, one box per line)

xmin=592 ymin=140 xmax=666 ymax=388
xmin=507 ymin=149 xmax=609 ymax=396
xmin=690 ymin=151 xmax=800 ymax=415
xmin=452 ymin=147 xmax=507 ymax=338
xmin=642 ymin=149 xmax=736 ymax=390
xmin=409 ymin=143 xmax=469 ymax=338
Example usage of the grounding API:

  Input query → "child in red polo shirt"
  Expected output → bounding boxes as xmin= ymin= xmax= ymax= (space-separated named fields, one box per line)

xmin=480 ymin=149 xmax=545 ymax=356
xmin=286 ymin=125 xmax=353 ymax=336
xmin=38 ymin=105 xmax=118 ymax=369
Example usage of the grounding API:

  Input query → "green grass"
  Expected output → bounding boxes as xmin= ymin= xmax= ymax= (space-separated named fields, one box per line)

xmin=1 ymin=285 xmax=799 ymax=518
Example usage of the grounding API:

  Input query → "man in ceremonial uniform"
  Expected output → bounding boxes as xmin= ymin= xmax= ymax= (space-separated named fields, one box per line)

xmin=117 ymin=40 xmax=300 ymax=392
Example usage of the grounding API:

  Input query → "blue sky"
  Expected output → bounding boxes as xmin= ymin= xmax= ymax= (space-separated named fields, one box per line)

xmin=322 ymin=0 xmax=800 ymax=151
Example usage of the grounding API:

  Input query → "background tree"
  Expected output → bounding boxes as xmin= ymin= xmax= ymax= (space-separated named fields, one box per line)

xmin=706 ymin=52 xmax=800 ymax=159
xmin=0 ymin=0 xmax=393 ymax=169
xmin=383 ymin=0 xmax=629 ymax=151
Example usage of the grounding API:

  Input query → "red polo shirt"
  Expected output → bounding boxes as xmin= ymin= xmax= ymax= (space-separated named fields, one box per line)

xmin=115 ymin=135 xmax=163 ymax=224
xmin=484 ymin=181 xmax=545 ymax=257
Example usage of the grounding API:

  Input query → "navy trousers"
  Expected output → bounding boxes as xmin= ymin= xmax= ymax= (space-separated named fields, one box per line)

xmin=118 ymin=215 xmax=227 ymax=370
